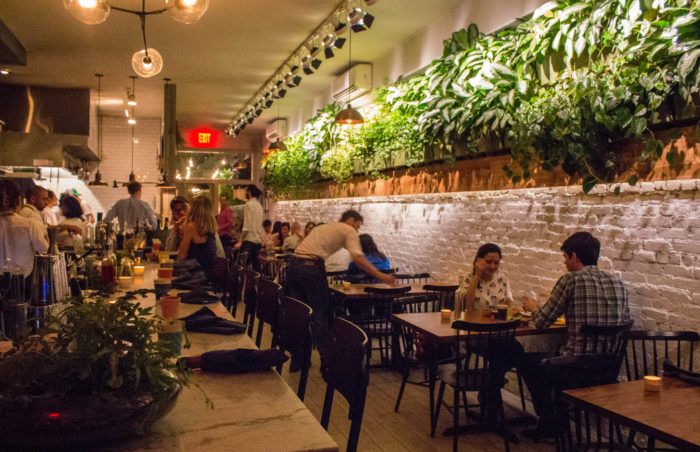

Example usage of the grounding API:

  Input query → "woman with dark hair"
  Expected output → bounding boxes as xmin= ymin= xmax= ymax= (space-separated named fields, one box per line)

xmin=348 ymin=233 xmax=391 ymax=275
xmin=304 ymin=221 xmax=315 ymax=237
xmin=270 ymin=221 xmax=282 ymax=246
xmin=57 ymin=196 xmax=86 ymax=251
xmin=0 ymin=180 xmax=49 ymax=277
xmin=464 ymin=243 xmax=513 ymax=311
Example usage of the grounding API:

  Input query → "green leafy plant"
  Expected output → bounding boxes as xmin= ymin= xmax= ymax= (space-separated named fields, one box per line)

xmin=0 ymin=290 xmax=200 ymax=404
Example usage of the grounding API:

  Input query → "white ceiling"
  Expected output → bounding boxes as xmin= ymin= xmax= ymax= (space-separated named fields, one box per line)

xmin=0 ymin=0 xmax=466 ymax=134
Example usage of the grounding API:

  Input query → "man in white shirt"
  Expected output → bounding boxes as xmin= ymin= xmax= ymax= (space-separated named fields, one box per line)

xmin=0 ymin=180 xmax=49 ymax=278
xmin=234 ymin=185 xmax=263 ymax=271
xmin=288 ymin=209 xmax=396 ymax=354
xmin=42 ymin=190 xmax=59 ymax=226
xmin=19 ymin=185 xmax=48 ymax=234
xmin=104 ymin=181 xmax=158 ymax=232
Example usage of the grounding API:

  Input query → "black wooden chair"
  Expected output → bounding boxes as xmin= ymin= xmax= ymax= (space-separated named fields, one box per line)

xmin=254 ymin=278 xmax=282 ymax=347
xmin=392 ymin=294 xmax=449 ymax=412
xmin=320 ymin=317 xmax=370 ymax=452
xmin=273 ymin=296 xmax=313 ymax=401
xmin=623 ymin=329 xmax=699 ymax=450
xmin=434 ymin=320 xmax=521 ymax=452
xmin=394 ymin=272 xmax=431 ymax=284
xmin=326 ymin=270 xmax=348 ymax=285
xmin=423 ymin=284 xmax=459 ymax=310
xmin=210 ymin=256 xmax=229 ymax=302
xmin=241 ymin=269 xmax=260 ymax=337
xmin=343 ymin=285 xmax=411 ymax=366
xmin=547 ymin=323 xmax=632 ymax=451
xmin=225 ymin=263 xmax=244 ymax=316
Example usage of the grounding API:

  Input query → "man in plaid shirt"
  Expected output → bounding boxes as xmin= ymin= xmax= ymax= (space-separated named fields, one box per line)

xmin=519 ymin=231 xmax=630 ymax=439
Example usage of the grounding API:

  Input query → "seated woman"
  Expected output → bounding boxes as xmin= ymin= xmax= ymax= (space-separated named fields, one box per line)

xmin=464 ymin=243 xmax=513 ymax=311
xmin=57 ymin=196 xmax=87 ymax=253
xmin=177 ymin=196 xmax=218 ymax=273
xmin=282 ymin=221 xmax=303 ymax=252
xmin=347 ymin=234 xmax=391 ymax=281
xmin=272 ymin=221 xmax=290 ymax=248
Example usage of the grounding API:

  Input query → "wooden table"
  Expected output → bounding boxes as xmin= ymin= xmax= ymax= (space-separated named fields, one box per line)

xmin=392 ymin=311 xmax=565 ymax=434
xmin=562 ymin=377 xmax=700 ymax=451
xmin=109 ymin=266 xmax=338 ymax=452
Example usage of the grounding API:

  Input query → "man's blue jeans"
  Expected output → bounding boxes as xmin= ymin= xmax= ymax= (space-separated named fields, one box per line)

xmin=286 ymin=256 xmax=330 ymax=355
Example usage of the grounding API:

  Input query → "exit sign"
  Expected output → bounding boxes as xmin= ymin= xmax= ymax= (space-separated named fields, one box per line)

xmin=185 ymin=127 xmax=223 ymax=148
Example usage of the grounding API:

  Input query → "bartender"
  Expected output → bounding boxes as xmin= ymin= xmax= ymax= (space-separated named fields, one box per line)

xmin=0 ymin=180 xmax=49 ymax=278
xmin=286 ymin=209 xmax=395 ymax=356
xmin=104 ymin=181 xmax=157 ymax=232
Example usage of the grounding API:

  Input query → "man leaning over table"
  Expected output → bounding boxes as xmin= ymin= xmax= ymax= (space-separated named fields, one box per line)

xmin=287 ymin=209 xmax=396 ymax=356
xmin=518 ymin=231 xmax=630 ymax=440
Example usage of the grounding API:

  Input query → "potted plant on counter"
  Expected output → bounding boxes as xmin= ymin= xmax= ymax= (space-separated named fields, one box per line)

xmin=0 ymin=290 xmax=200 ymax=449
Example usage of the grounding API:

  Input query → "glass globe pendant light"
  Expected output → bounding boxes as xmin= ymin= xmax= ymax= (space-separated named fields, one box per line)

xmin=165 ymin=0 xmax=209 ymax=24
xmin=335 ymin=24 xmax=363 ymax=125
xmin=132 ymin=48 xmax=163 ymax=78
xmin=63 ymin=0 xmax=111 ymax=25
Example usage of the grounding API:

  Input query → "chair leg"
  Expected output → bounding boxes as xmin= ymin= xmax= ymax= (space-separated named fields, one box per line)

xmin=297 ymin=365 xmax=309 ymax=402
xmin=255 ymin=320 xmax=263 ymax=347
xmin=516 ymin=369 xmax=527 ymax=412
xmin=347 ymin=398 xmax=366 ymax=452
xmin=394 ymin=369 xmax=408 ymax=412
xmin=432 ymin=381 xmax=446 ymax=437
xmin=453 ymin=384 xmax=459 ymax=452
xmin=320 ymin=387 xmax=335 ymax=430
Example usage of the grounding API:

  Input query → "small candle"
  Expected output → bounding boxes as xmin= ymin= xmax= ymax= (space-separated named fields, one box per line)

xmin=133 ymin=266 xmax=145 ymax=276
xmin=644 ymin=375 xmax=662 ymax=392
xmin=118 ymin=276 xmax=132 ymax=289
xmin=441 ymin=309 xmax=451 ymax=320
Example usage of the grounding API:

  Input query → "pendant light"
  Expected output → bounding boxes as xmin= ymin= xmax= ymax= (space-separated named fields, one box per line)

xmin=268 ymin=102 xmax=287 ymax=152
xmin=89 ymin=73 xmax=108 ymax=186
xmin=335 ymin=25 xmax=363 ymax=125
xmin=127 ymin=76 xmax=137 ymax=124
xmin=129 ymin=123 xmax=136 ymax=183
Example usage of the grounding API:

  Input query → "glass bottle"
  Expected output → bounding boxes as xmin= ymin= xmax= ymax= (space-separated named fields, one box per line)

xmin=100 ymin=243 xmax=116 ymax=292
xmin=454 ymin=275 xmax=468 ymax=319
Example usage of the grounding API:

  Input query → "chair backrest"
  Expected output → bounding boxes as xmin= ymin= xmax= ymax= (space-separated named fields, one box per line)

xmin=210 ymin=257 xmax=229 ymax=294
xmin=624 ymin=330 xmax=700 ymax=380
xmin=256 ymin=278 xmax=282 ymax=326
xmin=580 ymin=323 xmax=631 ymax=357
xmin=243 ymin=269 xmax=260 ymax=308
xmin=326 ymin=270 xmax=348 ymax=285
xmin=394 ymin=294 xmax=440 ymax=314
xmin=323 ymin=317 xmax=370 ymax=399
xmin=226 ymin=263 xmax=244 ymax=314
xmin=452 ymin=320 xmax=520 ymax=389
xmin=394 ymin=273 xmax=431 ymax=284
xmin=274 ymin=296 xmax=313 ymax=399
xmin=423 ymin=284 xmax=459 ymax=310
xmin=237 ymin=250 xmax=250 ymax=268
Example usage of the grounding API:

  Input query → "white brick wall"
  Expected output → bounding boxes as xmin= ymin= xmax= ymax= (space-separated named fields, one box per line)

xmin=270 ymin=180 xmax=700 ymax=332
xmin=88 ymin=116 xmax=162 ymax=218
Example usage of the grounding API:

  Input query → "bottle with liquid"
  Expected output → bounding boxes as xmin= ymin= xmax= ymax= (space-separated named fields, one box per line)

xmin=454 ymin=275 xmax=468 ymax=319
xmin=100 ymin=243 xmax=116 ymax=292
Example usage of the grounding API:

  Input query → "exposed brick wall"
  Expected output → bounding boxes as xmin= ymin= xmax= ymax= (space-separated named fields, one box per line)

xmin=270 ymin=180 xmax=699 ymax=332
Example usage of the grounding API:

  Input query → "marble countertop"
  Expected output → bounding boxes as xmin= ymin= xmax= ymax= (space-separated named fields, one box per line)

xmin=107 ymin=265 xmax=338 ymax=452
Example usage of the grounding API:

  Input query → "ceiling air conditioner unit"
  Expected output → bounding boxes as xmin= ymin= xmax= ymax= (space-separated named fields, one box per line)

xmin=332 ymin=63 xmax=372 ymax=103
xmin=265 ymin=118 xmax=288 ymax=142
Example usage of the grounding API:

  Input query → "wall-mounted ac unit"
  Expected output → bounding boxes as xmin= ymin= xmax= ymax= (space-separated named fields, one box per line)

xmin=332 ymin=63 xmax=372 ymax=103
xmin=265 ymin=118 xmax=288 ymax=142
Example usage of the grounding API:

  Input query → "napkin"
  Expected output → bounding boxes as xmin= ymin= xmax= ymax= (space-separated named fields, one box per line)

xmin=197 ymin=349 xmax=289 ymax=374
xmin=180 ymin=307 xmax=246 ymax=335
xmin=172 ymin=271 xmax=211 ymax=290
xmin=178 ymin=287 xmax=220 ymax=304
xmin=663 ymin=359 xmax=700 ymax=386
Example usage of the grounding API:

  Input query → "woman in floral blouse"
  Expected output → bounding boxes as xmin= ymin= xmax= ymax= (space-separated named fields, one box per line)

xmin=464 ymin=243 xmax=513 ymax=310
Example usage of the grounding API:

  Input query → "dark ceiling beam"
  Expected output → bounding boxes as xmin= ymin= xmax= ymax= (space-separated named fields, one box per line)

xmin=0 ymin=19 xmax=26 ymax=66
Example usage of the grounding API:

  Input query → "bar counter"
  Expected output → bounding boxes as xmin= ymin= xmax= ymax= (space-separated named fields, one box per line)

xmin=106 ymin=265 xmax=338 ymax=452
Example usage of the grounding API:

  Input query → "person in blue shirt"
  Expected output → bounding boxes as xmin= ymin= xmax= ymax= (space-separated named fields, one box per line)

xmin=348 ymin=233 xmax=390 ymax=278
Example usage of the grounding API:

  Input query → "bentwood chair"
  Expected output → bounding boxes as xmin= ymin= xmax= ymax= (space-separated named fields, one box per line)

xmin=344 ymin=286 xmax=411 ymax=366
xmin=320 ymin=317 xmax=370 ymax=452
xmin=241 ymin=269 xmax=260 ymax=337
xmin=254 ymin=278 xmax=282 ymax=347
xmin=210 ymin=257 xmax=229 ymax=302
xmin=226 ymin=263 xmax=244 ymax=316
xmin=394 ymin=273 xmax=431 ymax=284
xmin=622 ymin=330 xmax=699 ymax=450
xmin=273 ymin=296 xmax=313 ymax=401
xmin=434 ymin=320 xmax=521 ymax=452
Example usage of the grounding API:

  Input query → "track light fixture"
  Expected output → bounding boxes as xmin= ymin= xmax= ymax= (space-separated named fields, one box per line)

xmin=348 ymin=4 xmax=374 ymax=32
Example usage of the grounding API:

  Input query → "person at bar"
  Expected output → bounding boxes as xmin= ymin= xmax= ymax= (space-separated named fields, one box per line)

xmin=519 ymin=231 xmax=630 ymax=439
xmin=233 ymin=185 xmax=263 ymax=271
xmin=165 ymin=196 xmax=189 ymax=252
xmin=347 ymin=233 xmax=391 ymax=281
xmin=0 ymin=180 xmax=49 ymax=277
xmin=217 ymin=193 xmax=233 ymax=248
xmin=463 ymin=243 xmax=513 ymax=311
xmin=42 ymin=190 xmax=59 ymax=226
xmin=177 ymin=196 xmax=218 ymax=273
xmin=56 ymin=196 xmax=87 ymax=253
xmin=104 ymin=181 xmax=157 ymax=233
xmin=19 ymin=185 xmax=48 ymax=234
xmin=287 ymin=210 xmax=396 ymax=355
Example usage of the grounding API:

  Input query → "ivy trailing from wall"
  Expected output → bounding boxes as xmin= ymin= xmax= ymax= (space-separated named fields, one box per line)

xmin=262 ymin=0 xmax=700 ymax=198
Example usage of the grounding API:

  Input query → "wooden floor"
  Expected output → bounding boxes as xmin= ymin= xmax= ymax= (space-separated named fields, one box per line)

xmin=241 ymin=305 xmax=557 ymax=452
